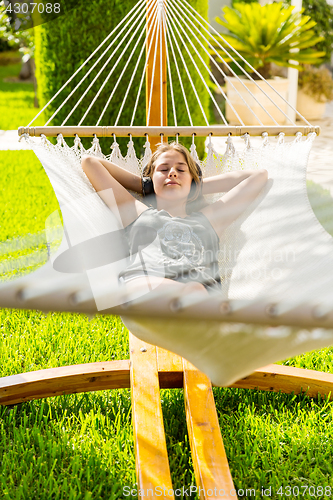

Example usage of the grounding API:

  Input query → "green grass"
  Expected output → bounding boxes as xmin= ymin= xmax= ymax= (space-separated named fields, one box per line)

xmin=2 ymin=150 xmax=333 ymax=498
xmin=0 ymin=151 xmax=60 ymax=279
xmin=0 ymin=63 xmax=45 ymax=130
xmin=0 ymin=151 xmax=59 ymax=239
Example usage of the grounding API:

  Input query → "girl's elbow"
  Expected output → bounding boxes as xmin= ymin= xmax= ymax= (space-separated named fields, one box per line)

xmin=258 ymin=168 xmax=268 ymax=178
xmin=257 ymin=169 xmax=268 ymax=185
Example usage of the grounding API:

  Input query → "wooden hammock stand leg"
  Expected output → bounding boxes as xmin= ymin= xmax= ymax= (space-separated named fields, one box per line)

xmin=129 ymin=333 xmax=235 ymax=498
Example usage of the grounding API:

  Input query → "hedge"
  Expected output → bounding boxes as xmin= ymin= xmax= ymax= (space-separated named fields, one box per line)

xmin=34 ymin=0 xmax=210 ymax=157
xmin=300 ymin=0 xmax=333 ymax=64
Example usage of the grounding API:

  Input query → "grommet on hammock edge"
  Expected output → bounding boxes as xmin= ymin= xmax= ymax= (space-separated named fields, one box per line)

xmin=295 ymin=131 xmax=303 ymax=143
xmin=277 ymin=132 xmax=285 ymax=145
xmin=74 ymin=134 xmax=84 ymax=153
xmin=262 ymin=132 xmax=269 ymax=147
xmin=225 ymin=133 xmax=235 ymax=155
xmin=190 ymin=133 xmax=200 ymax=163
xmin=56 ymin=134 xmax=65 ymax=147
xmin=242 ymin=133 xmax=251 ymax=150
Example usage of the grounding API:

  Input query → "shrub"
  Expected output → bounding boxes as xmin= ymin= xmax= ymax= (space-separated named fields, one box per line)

xmin=0 ymin=1 xmax=34 ymax=58
xmin=287 ymin=0 xmax=333 ymax=64
xmin=241 ymin=0 xmax=333 ymax=64
xmin=213 ymin=2 xmax=326 ymax=79
xmin=34 ymin=0 xmax=209 ymax=157
xmin=0 ymin=49 xmax=21 ymax=65
xmin=298 ymin=65 xmax=333 ymax=102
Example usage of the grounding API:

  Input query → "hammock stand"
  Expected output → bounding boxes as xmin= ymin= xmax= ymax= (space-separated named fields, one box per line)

xmin=2 ymin=0 xmax=333 ymax=496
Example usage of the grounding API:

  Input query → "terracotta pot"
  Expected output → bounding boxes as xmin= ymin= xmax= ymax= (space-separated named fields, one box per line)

xmin=225 ymin=76 xmax=290 ymax=126
xmin=296 ymin=89 xmax=326 ymax=121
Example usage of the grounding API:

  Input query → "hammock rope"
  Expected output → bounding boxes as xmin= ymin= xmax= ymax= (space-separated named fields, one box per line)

xmin=165 ymin=8 xmax=209 ymax=125
xmin=29 ymin=0 xmax=147 ymax=128
xmin=179 ymin=0 xmax=310 ymax=125
xmin=166 ymin=0 xmax=238 ymax=125
xmin=164 ymin=11 xmax=178 ymax=128
xmin=167 ymin=0 xmax=263 ymax=126
xmin=95 ymin=3 xmax=159 ymax=127
xmin=116 ymin=12 xmax=158 ymax=127
xmin=69 ymin=1 xmax=155 ymax=127
xmin=165 ymin=1 xmax=225 ymax=125
xmin=146 ymin=3 xmax=161 ymax=126
xmin=22 ymin=0 xmax=315 ymax=135
xmin=159 ymin=0 xmax=165 ymax=126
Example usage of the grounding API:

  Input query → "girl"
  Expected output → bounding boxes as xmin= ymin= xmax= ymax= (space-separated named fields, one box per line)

xmin=81 ymin=142 xmax=268 ymax=298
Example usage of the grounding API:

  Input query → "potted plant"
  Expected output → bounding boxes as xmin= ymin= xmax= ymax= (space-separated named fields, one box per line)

xmin=297 ymin=65 xmax=333 ymax=121
xmin=212 ymin=2 xmax=326 ymax=125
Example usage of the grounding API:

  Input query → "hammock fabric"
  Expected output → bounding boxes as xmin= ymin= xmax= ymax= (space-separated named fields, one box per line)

xmin=1 ymin=132 xmax=333 ymax=386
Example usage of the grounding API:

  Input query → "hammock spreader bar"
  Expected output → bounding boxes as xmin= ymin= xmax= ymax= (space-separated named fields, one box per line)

xmin=18 ymin=125 xmax=321 ymax=137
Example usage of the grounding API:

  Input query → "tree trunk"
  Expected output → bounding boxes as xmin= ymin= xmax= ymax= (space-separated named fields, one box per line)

xmin=19 ymin=58 xmax=32 ymax=80
xmin=31 ymin=58 xmax=39 ymax=108
xmin=258 ymin=63 xmax=272 ymax=80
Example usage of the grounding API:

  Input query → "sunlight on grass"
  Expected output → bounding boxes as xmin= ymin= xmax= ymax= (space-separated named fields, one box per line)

xmin=0 ymin=63 xmax=45 ymax=130
xmin=0 ymin=151 xmax=59 ymax=240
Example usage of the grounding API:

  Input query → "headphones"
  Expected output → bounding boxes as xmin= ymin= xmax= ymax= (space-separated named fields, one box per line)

xmin=142 ymin=163 xmax=203 ymax=197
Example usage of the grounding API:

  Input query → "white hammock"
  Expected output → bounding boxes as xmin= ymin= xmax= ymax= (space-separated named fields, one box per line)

xmin=2 ymin=129 xmax=333 ymax=386
xmin=1 ymin=0 xmax=332 ymax=386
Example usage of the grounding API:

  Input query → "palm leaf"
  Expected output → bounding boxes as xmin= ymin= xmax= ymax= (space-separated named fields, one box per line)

xmin=212 ymin=1 xmax=326 ymax=75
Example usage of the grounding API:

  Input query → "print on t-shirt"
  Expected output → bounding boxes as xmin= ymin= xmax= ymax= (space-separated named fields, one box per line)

xmin=157 ymin=221 xmax=204 ymax=266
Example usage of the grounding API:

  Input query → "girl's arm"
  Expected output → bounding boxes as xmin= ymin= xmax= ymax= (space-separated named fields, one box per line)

xmin=81 ymin=155 xmax=147 ymax=227
xmin=201 ymin=169 xmax=268 ymax=236
xmin=83 ymin=156 xmax=143 ymax=193
xmin=202 ymin=171 xmax=263 ymax=195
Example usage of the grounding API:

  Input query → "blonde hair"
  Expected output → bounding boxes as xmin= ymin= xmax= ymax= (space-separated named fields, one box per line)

xmin=143 ymin=142 xmax=206 ymax=213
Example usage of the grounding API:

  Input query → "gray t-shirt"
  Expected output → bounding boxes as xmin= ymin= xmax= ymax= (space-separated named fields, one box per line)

xmin=120 ymin=208 xmax=221 ymax=291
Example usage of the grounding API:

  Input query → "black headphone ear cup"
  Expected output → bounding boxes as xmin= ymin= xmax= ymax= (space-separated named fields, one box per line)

xmin=142 ymin=176 xmax=155 ymax=196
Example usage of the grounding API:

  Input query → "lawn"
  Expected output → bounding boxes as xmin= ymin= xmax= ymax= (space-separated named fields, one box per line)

xmin=2 ymin=60 xmax=333 ymax=499
xmin=0 ymin=63 xmax=44 ymax=130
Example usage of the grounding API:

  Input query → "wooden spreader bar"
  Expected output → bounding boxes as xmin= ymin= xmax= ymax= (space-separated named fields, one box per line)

xmin=18 ymin=125 xmax=320 ymax=138
xmin=2 ymin=358 xmax=333 ymax=407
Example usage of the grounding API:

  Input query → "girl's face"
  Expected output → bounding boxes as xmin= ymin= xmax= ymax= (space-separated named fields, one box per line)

xmin=152 ymin=150 xmax=193 ymax=202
